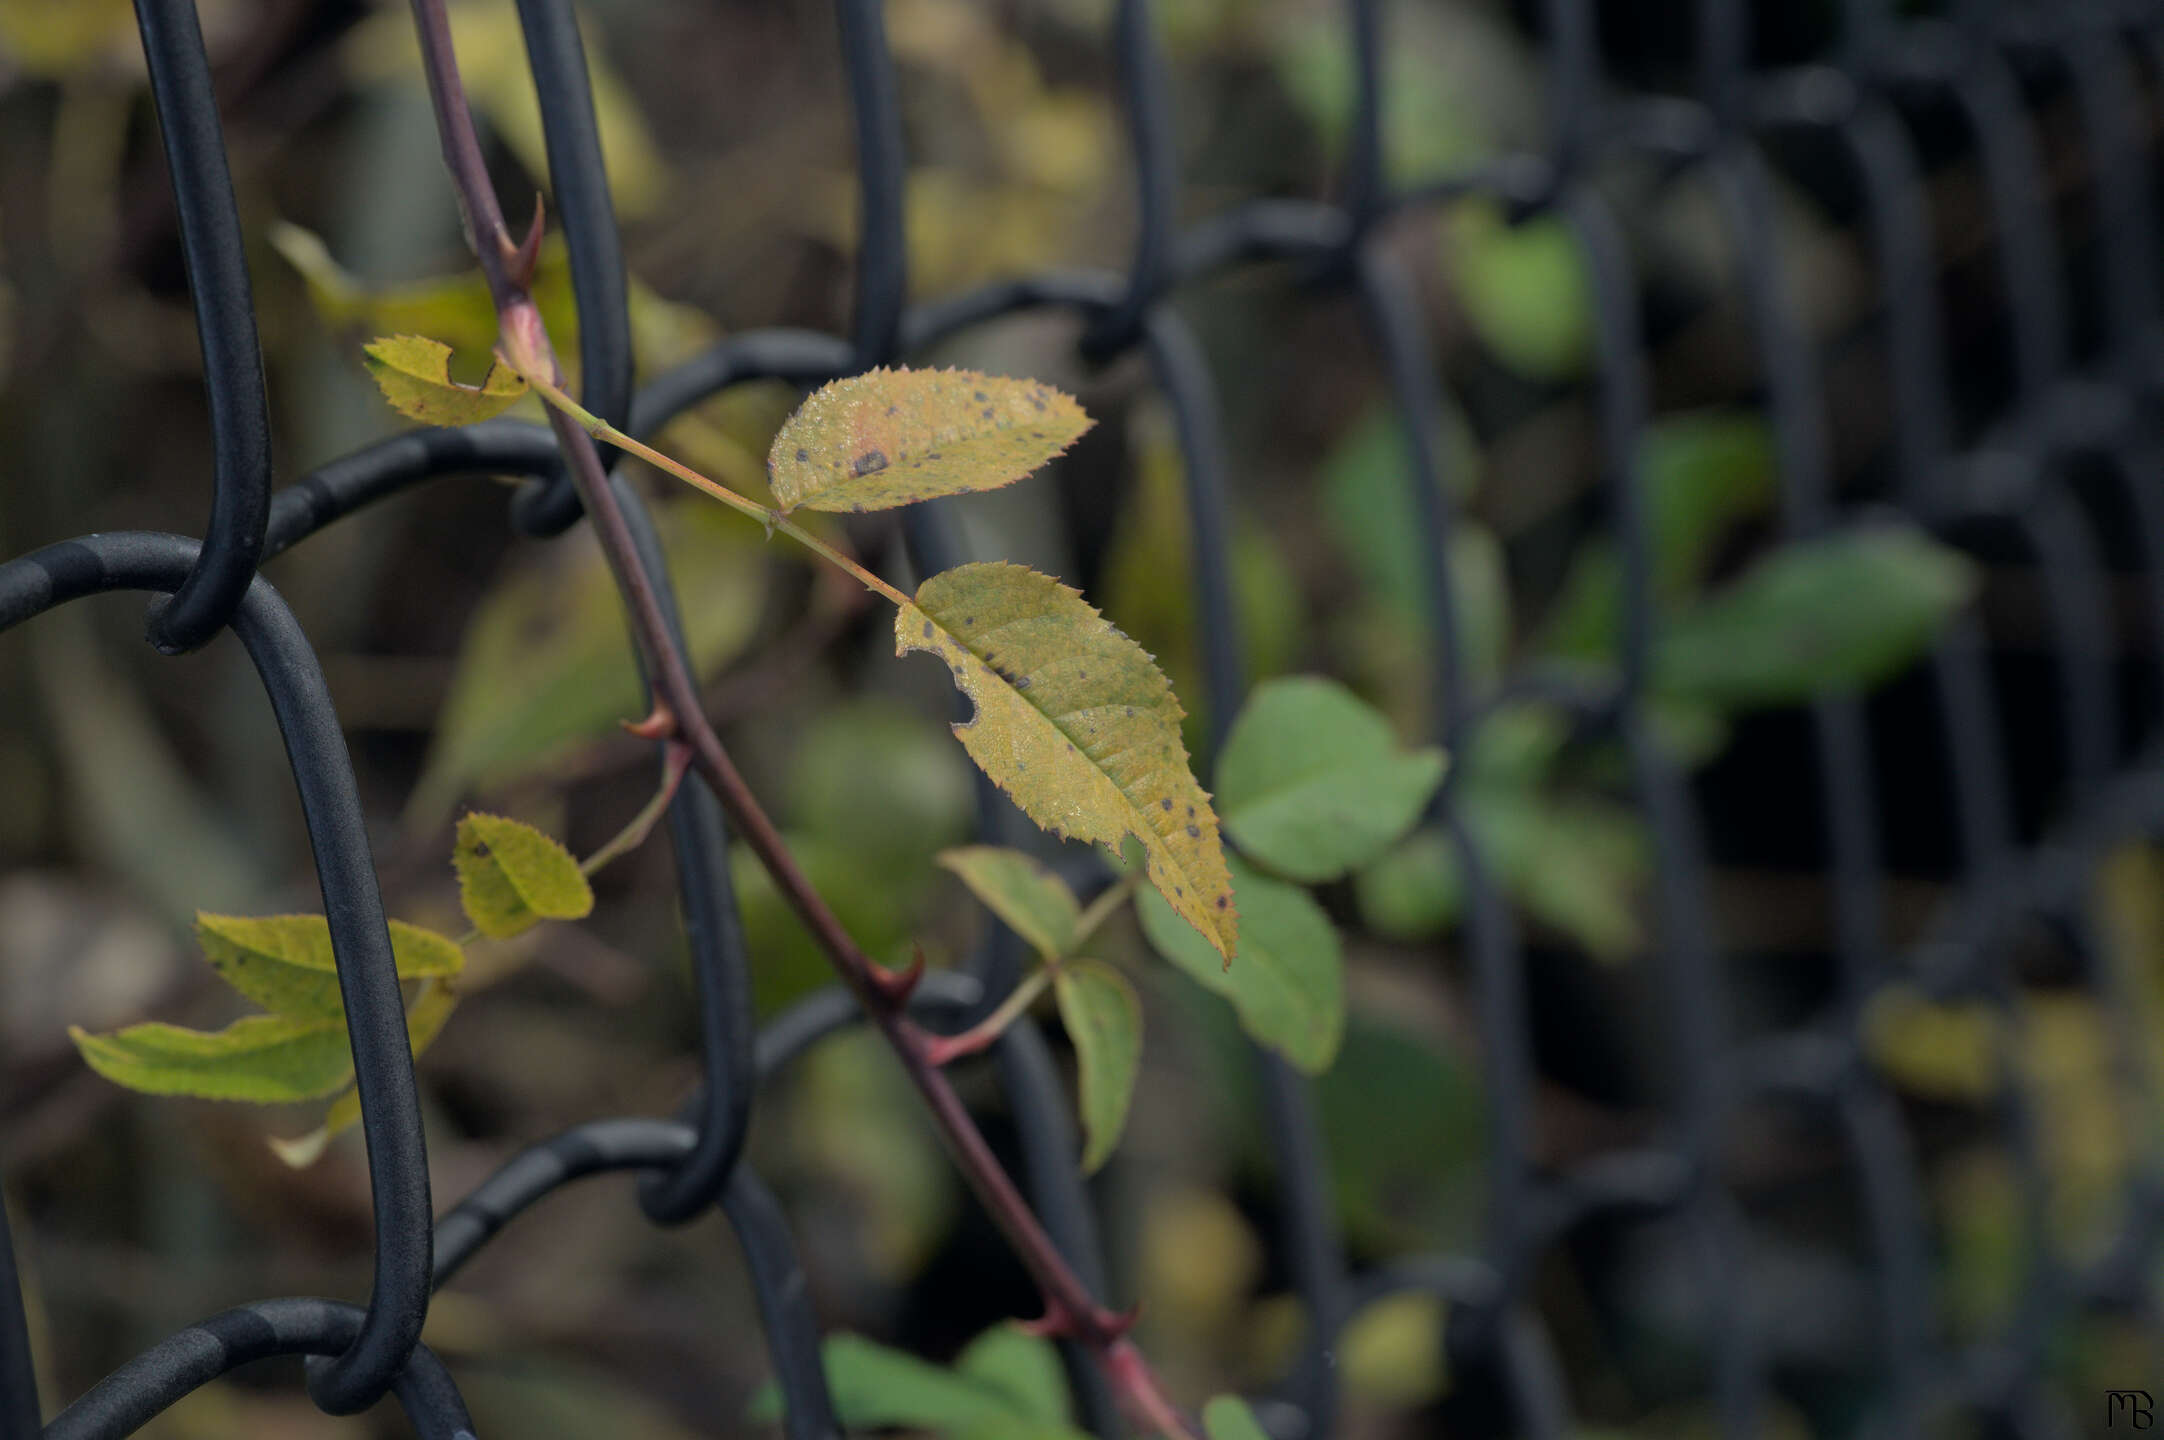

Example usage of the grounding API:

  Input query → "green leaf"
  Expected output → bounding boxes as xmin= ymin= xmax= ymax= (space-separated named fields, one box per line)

xmin=1318 ymin=408 xmax=1502 ymax=691
xmin=267 ymin=981 xmax=461 ymax=1167
xmin=1268 ymin=13 xmax=1488 ymax=185
xmin=1445 ymin=201 xmax=1593 ymax=380
xmin=1216 ymin=677 xmax=1446 ymax=883
xmin=196 ymin=912 xmax=463 ymax=1021
xmin=954 ymin=1323 xmax=1074 ymax=1426
xmin=408 ymin=498 xmax=766 ymax=825
xmin=897 ymin=561 xmax=1237 ymax=960
xmin=454 ymin=813 xmax=595 ymax=939
xmin=1203 ymin=1395 xmax=1272 ymax=1440
xmin=767 ymin=367 xmax=1091 ymax=515
xmin=1137 ymin=856 xmax=1343 ymax=1073
xmin=362 ymin=334 xmax=529 ymax=425
xmin=1468 ymin=789 xmax=1647 ymax=962
xmin=1353 ymin=791 xmax=1648 ymax=962
xmin=69 ymin=1014 xmax=354 ymax=1102
xmin=1544 ymin=411 xmax=1777 ymax=661
xmin=940 ymin=846 xmax=1082 ymax=958
xmin=1354 ymin=826 xmax=1462 ymax=943
xmin=1054 ymin=959 xmax=1143 ymax=1172
xmin=1316 ymin=1015 xmax=1485 ymax=1252
xmin=1655 ymin=528 xmax=1977 ymax=707
xmin=746 ymin=1331 xmax=1088 ymax=1439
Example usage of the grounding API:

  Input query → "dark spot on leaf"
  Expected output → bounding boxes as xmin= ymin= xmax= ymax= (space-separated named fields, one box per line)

xmin=1030 ymin=395 xmax=1046 ymax=411
xmin=886 ymin=405 xmax=898 ymax=416
xmin=852 ymin=449 xmax=889 ymax=476
xmin=973 ymin=391 xmax=988 ymax=403
xmin=922 ymin=621 xmax=933 ymax=639
xmin=1015 ymin=676 xmax=1033 ymax=690
xmin=1186 ymin=824 xmax=1200 ymax=838
xmin=1216 ymin=895 xmax=1229 ymax=910
xmin=795 ymin=448 xmax=808 ymax=462
xmin=1160 ymin=798 xmax=1172 ymax=811
xmin=981 ymin=408 xmax=994 ymax=420
xmin=472 ymin=841 xmax=491 ymax=857
xmin=1187 ymin=805 xmax=1196 ymax=817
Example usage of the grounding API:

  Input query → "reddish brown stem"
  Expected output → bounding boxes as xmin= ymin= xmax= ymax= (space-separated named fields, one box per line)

xmin=405 ymin=4 xmax=1195 ymax=1434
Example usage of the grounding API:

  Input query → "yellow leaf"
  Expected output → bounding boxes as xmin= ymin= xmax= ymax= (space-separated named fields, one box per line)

xmin=363 ymin=334 xmax=529 ymax=426
xmin=454 ymin=812 xmax=594 ymax=939
xmin=896 ymin=561 xmax=1236 ymax=959
xmin=767 ymin=367 xmax=1089 ymax=515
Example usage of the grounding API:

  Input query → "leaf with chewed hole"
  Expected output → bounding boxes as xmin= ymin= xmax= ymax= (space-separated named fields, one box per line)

xmin=1055 ymin=958 xmax=1142 ymax=1173
xmin=268 ymin=981 xmax=462 ymax=1167
xmin=1138 ymin=856 xmax=1342 ymax=1074
xmin=768 ymin=367 xmax=1090 ymax=515
xmin=940 ymin=846 xmax=1081 ymax=958
xmin=196 ymin=912 xmax=463 ymax=1021
xmin=454 ymin=813 xmax=594 ymax=939
xmin=895 ymin=562 xmax=1236 ymax=959
xmin=363 ymin=333 xmax=529 ymax=425
xmin=69 ymin=1014 xmax=355 ymax=1102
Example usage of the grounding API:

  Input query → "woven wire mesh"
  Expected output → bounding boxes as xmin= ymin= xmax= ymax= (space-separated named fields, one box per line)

xmin=4 ymin=0 xmax=2164 ymax=1436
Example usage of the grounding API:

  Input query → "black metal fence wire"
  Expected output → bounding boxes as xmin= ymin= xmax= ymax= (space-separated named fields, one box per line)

xmin=4 ymin=0 xmax=2164 ymax=1435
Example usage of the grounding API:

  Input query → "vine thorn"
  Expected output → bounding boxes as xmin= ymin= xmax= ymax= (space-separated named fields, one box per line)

xmin=621 ymin=703 xmax=678 ymax=741
xmin=505 ymin=192 xmax=545 ymax=289
xmin=867 ymin=942 xmax=925 ymax=1006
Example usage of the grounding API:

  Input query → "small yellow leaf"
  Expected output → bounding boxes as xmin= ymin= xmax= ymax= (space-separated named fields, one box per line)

xmin=454 ymin=813 xmax=595 ymax=939
xmin=896 ymin=562 xmax=1236 ymax=959
xmin=362 ymin=334 xmax=529 ymax=426
xmin=768 ymin=367 xmax=1090 ymax=515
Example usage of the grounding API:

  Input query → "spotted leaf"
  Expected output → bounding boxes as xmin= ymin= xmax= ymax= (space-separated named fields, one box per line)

xmin=453 ymin=813 xmax=594 ymax=939
xmin=768 ymin=367 xmax=1090 ymax=515
xmin=896 ymin=562 xmax=1236 ymax=959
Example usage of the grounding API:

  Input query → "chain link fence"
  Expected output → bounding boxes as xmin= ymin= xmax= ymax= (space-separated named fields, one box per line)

xmin=5 ymin=0 xmax=2164 ymax=1435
